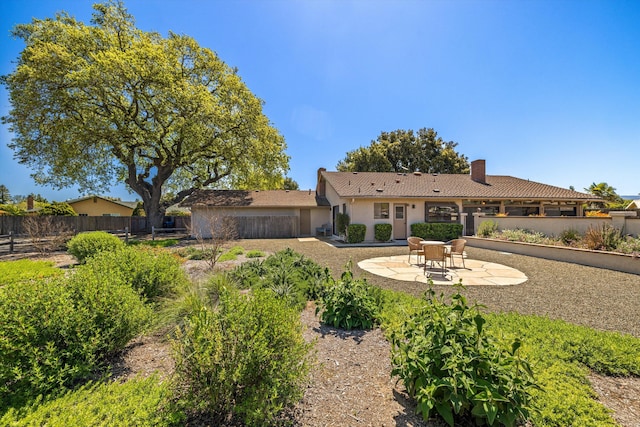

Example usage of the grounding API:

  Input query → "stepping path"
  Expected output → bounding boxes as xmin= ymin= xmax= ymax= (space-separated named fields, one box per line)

xmin=357 ymin=255 xmax=528 ymax=286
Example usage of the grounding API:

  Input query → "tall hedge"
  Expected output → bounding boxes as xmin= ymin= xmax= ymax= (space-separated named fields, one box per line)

xmin=410 ymin=223 xmax=463 ymax=241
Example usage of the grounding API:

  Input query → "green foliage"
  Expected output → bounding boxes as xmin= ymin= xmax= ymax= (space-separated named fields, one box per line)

xmin=171 ymin=286 xmax=312 ymax=426
xmin=67 ymin=231 xmax=125 ymax=263
xmin=228 ymin=248 xmax=331 ymax=306
xmin=316 ymin=261 xmax=381 ymax=330
xmin=336 ymin=128 xmax=469 ymax=174
xmin=390 ymin=285 xmax=537 ymax=426
xmin=83 ymin=246 xmax=188 ymax=301
xmin=346 ymin=223 xmax=366 ymax=243
xmin=0 ymin=259 xmax=62 ymax=285
xmin=0 ymin=185 xmax=11 ymax=204
xmin=410 ymin=222 xmax=463 ymax=241
xmin=128 ymin=238 xmax=179 ymax=248
xmin=0 ymin=267 xmax=152 ymax=409
xmin=0 ymin=376 xmax=177 ymax=426
xmin=38 ymin=201 xmax=77 ymax=216
xmin=559 ymin=228 xmax=582 ymax=246
xmin=374 ymin=223 xmax=392 ymax=242
xmin=3 ymin=1 xmax=288 ymax=227
xmin=499 ymin=228 xmax=550 ymax=244
xmin=0 ymin=203 xmax=25 ymax=215
xmin=336 ymin=212 xmax=350 ymax=235
xmin=246 ymin=249 xmax=265 ymax=258
xmin=477 ymin=219 xmax=498 ymax=237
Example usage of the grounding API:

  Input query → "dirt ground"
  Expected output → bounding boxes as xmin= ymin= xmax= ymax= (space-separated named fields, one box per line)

xmin=3 ymin=238 xmax=640 ymax=426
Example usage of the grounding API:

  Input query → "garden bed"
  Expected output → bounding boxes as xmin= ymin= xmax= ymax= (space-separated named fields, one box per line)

xmin=465 ymin=236 xmax=640 ymax=275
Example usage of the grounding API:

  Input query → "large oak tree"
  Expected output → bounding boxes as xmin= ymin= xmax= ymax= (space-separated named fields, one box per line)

xmin=337 ymin=128 xmax=469 ymax=174
xmin=1 ymin=1 xmax=289 ymax=228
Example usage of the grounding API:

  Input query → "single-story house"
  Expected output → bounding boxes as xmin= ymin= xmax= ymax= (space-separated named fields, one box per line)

xmin=181 ymin=159 xmax=600 ymax=240
xmin=67 ymin=195 xmax=138 ymax=217
xmin=180 ymin=189 xmax=330 ymax=238
xmin=318 ymin=159 xmax=599 ymax=241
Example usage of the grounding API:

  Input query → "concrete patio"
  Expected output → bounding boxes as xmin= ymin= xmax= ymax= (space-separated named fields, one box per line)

xmin=357 ymin=255 xmax=528 ymax=286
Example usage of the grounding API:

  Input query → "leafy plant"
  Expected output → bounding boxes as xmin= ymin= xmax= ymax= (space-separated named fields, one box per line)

xmin=390 ymin=284 xmax=537 ymax=426
xmin=83 ymin=245 xmax=188 ymax=301
xmin=477 ymin=220 xmax=498 ymax=237
xmin=559 ymin=228 xmax=582 ymax=246
xmin=374 ymin=223 xmax=392 ymax=242
xmin=316 ymin=261 xmax=380 ymax=330
xmin=0 ymin=267 xmax=152 ymax=409
xmin=346 ymin=223 xmax=366 ymax=243
xmin=246 ymin=249 xmax=265 ymax=258
xmin=336 ymin=212 xmax=350 ymax=236
xmin=584 ymin=224 xmax=623 ymax=251
xmin=0 ymin=259 xmax=62 ymax=285
xmin=67 ymin=231 xmax=124 ymax=263
xmin=171 ymin=286 xmax=312 ymax=426
xmin=411 ymin=222 xmax=463 ymax=241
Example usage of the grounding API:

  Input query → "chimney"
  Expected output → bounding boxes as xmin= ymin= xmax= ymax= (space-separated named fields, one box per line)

xmin=316 ymin=167 xmax=326 ymax=196
xmin=27 ymin=195 xmax=34 ymax=211
xmin=471 ymin=159 xmax=486 ymax=184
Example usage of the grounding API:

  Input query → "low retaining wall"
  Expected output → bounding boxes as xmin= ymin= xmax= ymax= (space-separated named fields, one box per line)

xmin=465 ymin=236 xmax=640 ymax=276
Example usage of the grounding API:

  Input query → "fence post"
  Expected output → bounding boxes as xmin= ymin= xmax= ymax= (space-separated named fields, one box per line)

xmin=125 ymin=227 xmax=129 ymax=244
xmin=152 ymin=226 xmax=155 ymax=241
xmin=9 ymin=231 xmax=14 ymax=254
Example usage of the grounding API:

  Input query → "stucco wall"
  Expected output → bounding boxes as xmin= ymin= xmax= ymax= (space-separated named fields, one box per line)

xmin=70 ymin=198 xmax=133 ymax=217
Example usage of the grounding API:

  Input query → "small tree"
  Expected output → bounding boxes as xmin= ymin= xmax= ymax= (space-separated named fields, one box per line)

xmin=38 ymin=201 xmax=77 ymax=216
xmin=0 ymin=185 xmax=11 ymax=204
xmin=22 ymin=216 xmax=74 ymax=254
xmin=190 ymin=212 xmax=238 ymax=270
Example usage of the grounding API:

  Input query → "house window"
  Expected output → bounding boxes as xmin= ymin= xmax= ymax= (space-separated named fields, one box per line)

xmin=425 ymin=203 xmax=458 ymax=222
xmin=374 ymin=203 xmax=389 ymax=219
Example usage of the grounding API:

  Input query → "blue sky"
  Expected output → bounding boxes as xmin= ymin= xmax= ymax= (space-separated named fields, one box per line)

xmin=1 ymin=0 xmax=639 ymax=202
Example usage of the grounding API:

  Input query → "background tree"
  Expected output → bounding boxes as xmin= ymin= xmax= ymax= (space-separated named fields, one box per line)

xmin=336 ymin=128 xmax=469 ymax=174
xmin=283 ymin=177 xmax=300 ymax=190
xmin=1 ymin=1 xmax=289 ymax=229
xmin=0 ymin=185 xmax=11 ymax=204
xmin=585 ymin=182 xmax=623 ymax=206
xmin=39 ymin=202 xmax=78 ymax=216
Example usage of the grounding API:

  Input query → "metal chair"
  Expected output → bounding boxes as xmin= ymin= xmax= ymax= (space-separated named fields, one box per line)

xmin=423 ymin=244 xmax=448 ymax=278
xmin=407 ymin=236 xmax=423 ymax=265
xmin=445 ymin=239 xmax=467 ymax=268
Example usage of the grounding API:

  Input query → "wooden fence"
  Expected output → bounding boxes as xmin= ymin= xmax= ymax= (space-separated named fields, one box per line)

xmin=0 ymin=216 xmax=190 ymax=235
xmin=234 ymin=216 xmax=298 ymax=238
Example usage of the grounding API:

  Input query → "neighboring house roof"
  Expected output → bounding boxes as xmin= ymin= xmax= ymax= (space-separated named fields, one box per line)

xmin=66 ymin=195 xmax=138 ymax=209
xmin=320 ymin=171 xmax=597 ymax=201
xmin=181 ymin=189 xmax=330 ymax=208
xmin=626 ymin=199 xmax=640 ymax=210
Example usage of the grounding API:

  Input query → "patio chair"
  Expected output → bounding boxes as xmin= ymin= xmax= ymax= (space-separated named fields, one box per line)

xmin=423 ymin=244 xmax=448 ymax=278
xmin=445 ymin=238 xmax=467 ymax=268
xmin=407 ymin=236 xmax=423 ymax=265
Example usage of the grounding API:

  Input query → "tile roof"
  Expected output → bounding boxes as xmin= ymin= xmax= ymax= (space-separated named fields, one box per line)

xmin=180 ymin=189 xmax=329 ymax=208
xmin=321 ymin=171 xmax=598 ymax=201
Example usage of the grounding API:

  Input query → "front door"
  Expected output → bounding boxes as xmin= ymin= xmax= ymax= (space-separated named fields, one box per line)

xmin=393 ymin=204 xmax=407 ymax=240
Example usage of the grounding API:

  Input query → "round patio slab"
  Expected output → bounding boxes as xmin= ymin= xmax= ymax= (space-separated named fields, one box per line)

xmin=357 ymin=255 xmax=528 ymax=286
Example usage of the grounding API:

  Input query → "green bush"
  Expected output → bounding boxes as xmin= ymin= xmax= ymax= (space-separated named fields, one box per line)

xmin=317 ymin=262 xmax=380 ymax=330
xmin=84 ymin=246 xmax=188 ymax=301
xmin=0 ymin=268 xmax=152 ymax=409
xmin=0 ymin=259 xmax=62 ymax=285
xmin=584 ymin=223 xmax=623 ymax=251
xmin=410 ymin=222 xmax=463 ymax=241
xmin=246 ymin=249 xmax=265 ymax=258
xmin=67 ymin=231 xmax=124 ymax=263
xmin=346 ymin=223 xmax=366 ymax=243
xmin=336 ymin=212 xmax=350 ymax=235
xmin=38 ymin=201 xmax=77 ymax=216
xmin=559 ymin=228 xmax=582 ymax=246
xmin=374 ymin=223 xmax=392 ymax=242
xmin=172 ymin=287 xmax=312 ymax=426
xmin=0 ymin=376 xmax=177 ymax=426
xmin=477 ymin=219 xmax=498 ymax=237
xmin=390 ymin=285 xmax=537 ymax=426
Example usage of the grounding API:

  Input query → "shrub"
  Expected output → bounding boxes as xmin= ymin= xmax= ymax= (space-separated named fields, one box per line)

xmin=477 ymin=219 xmax=498 ymax=237
xmin=316 ymin=261 xmax=380 ymax=330
xmin=336 ymin=212 xmax=350 ymax=236
xmin=374 ymin=223 xmax=392 ymax=242
xmin=346 ymin=223 xmax=366 ymax=243
xmin=67 ymin=231 xmax=124 ymax=263
xmin=84 ymin=246 xmax=188 ymax=301
xmin=0 ymin=268 xmax=152 ymax=409
xmin=38 ymin=201 xmax=77 ymax=216
xmin=410 ymin=222 xmax=463 ymax=241
xmin=390 ymin=285 xmax=537 ymax=426
xmin=559 ymin=228 xmax=582 ymax=246
xmin=584 ymin=224 xmax=623 ymax=251
xmin=246 ymin=249 xmax=265 ymax=258
xmin=0 ymin=376 xmax=176 ymax=426
xmin=172 ymin=287 xmax=312 ymax=426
